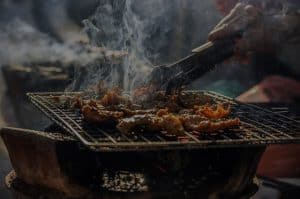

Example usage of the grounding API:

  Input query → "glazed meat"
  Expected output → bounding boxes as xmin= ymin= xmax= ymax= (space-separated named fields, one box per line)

xmin=59 ymin=87 xmax=241 ymax=138
xmin=117 ymin=107 xmax=157 ymax=117
xmin=117 ymin=113 xmax=185 ymax=136
xmin=82 ymin=105 xmax=124 ymax=124
xmin=194 ymin=104 xmax=230 ymax=119
xmin=117 ymin=114 xmax=162 ymax=134
xmin=100 ymin=87 xmax=126 ymax=106
xmin=179 ymin=114 xmax=210 ymax=131
xmin=159 ymin=114 xmax=185 ymax=136
xmin=204 ymin=118 xmax=241 ymax=132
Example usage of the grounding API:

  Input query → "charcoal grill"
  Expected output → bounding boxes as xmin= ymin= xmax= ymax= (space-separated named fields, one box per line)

xmin=27 ymin=91 xmax=300 ymax=152
xmin=3 ymin=92 xmax=300 ymax=198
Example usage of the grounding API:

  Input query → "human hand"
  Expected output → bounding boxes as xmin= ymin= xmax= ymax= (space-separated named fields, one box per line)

xmin=208 ymin=3 xmax=281 ymax=59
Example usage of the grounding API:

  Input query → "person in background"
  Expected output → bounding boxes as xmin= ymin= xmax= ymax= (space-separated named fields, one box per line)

xmin=210 ymin=0 xmax=300 ymax=177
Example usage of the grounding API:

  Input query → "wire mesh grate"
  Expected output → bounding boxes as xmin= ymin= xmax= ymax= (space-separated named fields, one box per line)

xmin=27 ymin=91 xmax=300 ymax=151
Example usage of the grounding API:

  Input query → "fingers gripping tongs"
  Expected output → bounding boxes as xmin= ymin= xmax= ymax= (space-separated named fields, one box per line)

xmin=148 ymin=31 xmax=243 ymax=94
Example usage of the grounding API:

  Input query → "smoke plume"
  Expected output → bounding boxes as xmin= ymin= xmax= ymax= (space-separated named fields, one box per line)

xmin=83 ymin=0 xmax=220 ymax=92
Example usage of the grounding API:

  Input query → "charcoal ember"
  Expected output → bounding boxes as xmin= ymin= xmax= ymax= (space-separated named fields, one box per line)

xmin=101 ymin=171 xmax=148 ymax=192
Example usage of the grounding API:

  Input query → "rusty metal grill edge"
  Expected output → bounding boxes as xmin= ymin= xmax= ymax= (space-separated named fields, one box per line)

xmin=27 ymin=91 xmax=300 ymax=152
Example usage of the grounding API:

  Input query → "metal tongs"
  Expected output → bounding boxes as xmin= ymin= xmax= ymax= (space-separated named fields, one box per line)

xmin=147 ymin=30 xmax=242 ymax=94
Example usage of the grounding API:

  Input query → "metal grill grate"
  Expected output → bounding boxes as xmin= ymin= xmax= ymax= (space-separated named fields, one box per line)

xmin=27 ymin=91 xmax=300 ymax=152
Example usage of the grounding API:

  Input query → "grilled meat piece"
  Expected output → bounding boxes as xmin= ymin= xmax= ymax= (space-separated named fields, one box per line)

xmin=100 ymin=87 xmax=132 ymax=107
xmin=160 ymin=114 xmax=185 ymax=136
xmin=195 ymin=104 xmax=230 ymax=119
xmin=180 ymin=114 xmax=240 ymax=133
xmin=72 ymin=98 xmax=105 ymax=111
xmin=133 ymin=85 xmax=156 ymax=102
xmin=153 ymin=93 xmax=183 ymax=112
xmin=115 ymin=106 xmax=157 ymax=117
xmin=117 ymin=114 xmax=185 ymax=136
xmin=82 ymin=105 xmax=124 ymax=124
xmin=205 ymin=118 xmax=241 ymax=132
xmin=156 ymin=108 xmax=169 ymax=117
xmin=117 ymin=114 xmax=162 ymax=134
xmin=179 ymin=114 xmax=209 ymax=131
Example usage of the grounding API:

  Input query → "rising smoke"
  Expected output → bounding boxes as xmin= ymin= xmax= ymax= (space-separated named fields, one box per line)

xmin=83 ymin=0 xmax=221 ymax=92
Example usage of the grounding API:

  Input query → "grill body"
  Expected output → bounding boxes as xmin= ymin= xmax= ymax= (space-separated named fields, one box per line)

xmin=1 ymin=127 xmax=263 ymax=198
